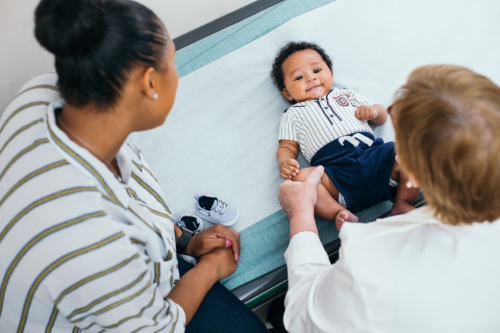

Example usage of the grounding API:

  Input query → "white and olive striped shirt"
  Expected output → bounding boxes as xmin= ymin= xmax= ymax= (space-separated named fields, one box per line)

xmin=0 ymin=74 xmax=185 ymax=332
xmin=278 ymin=88 xmax=375 ymax=162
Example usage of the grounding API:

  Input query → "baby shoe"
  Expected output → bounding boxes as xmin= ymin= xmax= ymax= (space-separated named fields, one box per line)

xmin=173 ymin=214 xmax=204 ymax=234
xmin=194 ymin=194 xmax=239 ymax=226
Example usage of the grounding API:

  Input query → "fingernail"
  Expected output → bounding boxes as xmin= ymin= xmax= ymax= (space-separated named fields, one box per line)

xmin=226 ymin=240 xmax=232 ymax=247
xmin=236 ymin=255 xmax=239 ymax=262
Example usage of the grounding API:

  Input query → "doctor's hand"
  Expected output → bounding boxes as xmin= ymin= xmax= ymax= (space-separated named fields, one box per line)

xmin=185 ymin=223 xmax=241 ymax=262
xmin=278 ymin=166 xmax=324 ymax=222
xmin=355 ymin=105 xmax=378 ymax=120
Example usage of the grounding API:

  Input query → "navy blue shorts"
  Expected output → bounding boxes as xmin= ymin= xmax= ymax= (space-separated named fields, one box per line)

xmin=311 ymin=132 xmax=396 ymax=212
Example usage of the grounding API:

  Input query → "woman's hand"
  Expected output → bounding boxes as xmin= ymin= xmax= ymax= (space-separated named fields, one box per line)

xmin=198 ymin=248 xmax=238 ymax=281
xmin=278 ymin=166 xmax=324 ymax=238
xmin=185 ymin=223 xmax=241 ymax=262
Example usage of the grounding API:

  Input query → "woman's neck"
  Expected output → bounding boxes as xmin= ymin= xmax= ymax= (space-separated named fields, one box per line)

xmin=57 ymin=103 xmax=132 ymax=166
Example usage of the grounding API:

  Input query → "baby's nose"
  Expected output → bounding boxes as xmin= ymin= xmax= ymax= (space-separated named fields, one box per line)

xmin=307 ymin=76 xmax=317 ymax=82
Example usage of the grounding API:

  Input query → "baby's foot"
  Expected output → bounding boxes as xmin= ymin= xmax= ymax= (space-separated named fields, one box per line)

xmin=391 ymin=199 xmax=415 ymax=216
xmin=335 ymin=209 xmax=359 ymax=231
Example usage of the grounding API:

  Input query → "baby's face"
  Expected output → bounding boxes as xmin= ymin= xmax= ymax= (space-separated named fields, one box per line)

xmin=281 ymin=49 xmax=333 ymax=103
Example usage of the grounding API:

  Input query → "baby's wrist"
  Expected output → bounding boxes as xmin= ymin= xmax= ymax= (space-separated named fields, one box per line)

xmin=279 ymin=159 xmax=290 ymax=168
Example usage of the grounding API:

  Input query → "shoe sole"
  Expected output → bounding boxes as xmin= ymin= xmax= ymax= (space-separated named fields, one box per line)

xmin=195 ymin=208 xmax=239 ymax=227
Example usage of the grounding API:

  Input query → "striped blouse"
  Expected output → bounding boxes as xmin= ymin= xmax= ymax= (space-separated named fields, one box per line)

xmin=0 ymin=74 xmax=185 ymax=332
xmin=278 ymin=88 xmax=375 ymax=162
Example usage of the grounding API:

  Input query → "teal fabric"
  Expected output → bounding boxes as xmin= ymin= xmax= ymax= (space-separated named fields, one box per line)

xmin=221 ymin=201 xmax=393 ymax=290
xmin=175 ymin=0 xmax=337 ymax=78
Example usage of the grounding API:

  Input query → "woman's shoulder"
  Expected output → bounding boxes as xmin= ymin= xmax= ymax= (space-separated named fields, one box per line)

xmin=1 ymin=73 xmax=59 ymax=122
xmin=0 ymin=72 xmax=107 ymax=229
xmin=1 ymin=74 xmax=61 ymax=142
xmin=16 ymin=73 xmax=59 ymax=96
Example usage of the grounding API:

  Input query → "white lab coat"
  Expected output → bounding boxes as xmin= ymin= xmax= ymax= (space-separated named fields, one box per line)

xmin=284 ymin=206 xmax=500 ymax=333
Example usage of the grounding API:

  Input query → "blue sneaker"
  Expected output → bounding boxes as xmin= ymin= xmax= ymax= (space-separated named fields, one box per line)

xmin=194 ymin=194 xmax=239 ymax=226
xmin=173 ymin=215 xmax=204 ymax=234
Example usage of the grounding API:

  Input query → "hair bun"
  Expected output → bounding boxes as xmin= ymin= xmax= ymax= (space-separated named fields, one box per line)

xmin=35 ymin=0 xmax=105 ymax=57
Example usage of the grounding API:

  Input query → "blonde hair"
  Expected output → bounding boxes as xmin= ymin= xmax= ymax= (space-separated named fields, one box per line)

xmin=392 ymin=65 xmax=500 ymax=224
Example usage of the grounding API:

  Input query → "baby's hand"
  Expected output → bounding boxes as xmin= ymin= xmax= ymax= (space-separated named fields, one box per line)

xmin=355 ymin=105 xmax=378 ymax=121
xmin=280 ymin=159 xmax=299 ymax=179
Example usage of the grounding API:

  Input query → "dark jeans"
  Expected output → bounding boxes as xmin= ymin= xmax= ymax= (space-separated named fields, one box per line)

xmin=177 ymin=256 xmax=268 ymax=333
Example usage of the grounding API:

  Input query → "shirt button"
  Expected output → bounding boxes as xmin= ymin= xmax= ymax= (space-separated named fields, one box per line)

xmin=330 ymin=114 xmax=334 ymax=117
xmin=324 ymin=106 xmax=328 ymax=109
xmin=321 ymin=98 xmax=325 ymax=100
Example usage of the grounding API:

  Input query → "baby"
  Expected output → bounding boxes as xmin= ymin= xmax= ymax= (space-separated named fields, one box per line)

xmin=271 ymin=42 xmax=419 ymax=230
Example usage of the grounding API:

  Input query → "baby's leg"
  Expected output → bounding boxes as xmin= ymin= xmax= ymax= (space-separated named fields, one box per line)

xmin=390 ymin=156 xmax=420 ymax=215
xmin=292 ymin=167 xmax=358 ymax=230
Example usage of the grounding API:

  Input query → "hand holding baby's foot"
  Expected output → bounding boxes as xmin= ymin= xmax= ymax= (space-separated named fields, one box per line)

xmin=335 ymin=209 xmax=359 ymax=231
xmin=355 ymin=105 xmax=378 ymax=121
xmin=279 ymin=158 xmax=299 ymax=179
xmin=391 ymin=199 xmax=415 ymax=216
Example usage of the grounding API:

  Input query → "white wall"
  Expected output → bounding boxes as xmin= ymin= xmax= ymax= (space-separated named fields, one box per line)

xmin=140 ymin=0 xmax=255 ymax=39
xmin=0 ymin=0 xmax=255 ymax=115
xmin=0 ymin=0 xmax=53 ymax=114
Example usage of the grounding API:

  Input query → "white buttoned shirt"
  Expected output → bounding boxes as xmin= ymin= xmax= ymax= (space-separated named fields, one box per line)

xmin=0 ymin=74 xmax=185 ymax=332
xmin=278 ymin=88 xmax=375 ymax=162
xmin=284 ymin=207 xmax=500 ymax=333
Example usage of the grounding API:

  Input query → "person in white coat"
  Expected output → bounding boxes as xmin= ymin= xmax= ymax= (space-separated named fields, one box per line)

xmin=278 ymin=64 xmax=500 ymax=333
xmin=0 ymin=0 xmax=268 ymax=332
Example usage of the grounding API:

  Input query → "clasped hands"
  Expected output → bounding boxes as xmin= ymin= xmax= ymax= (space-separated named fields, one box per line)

xmin=183 ymin=223 xmax=240 ymax=281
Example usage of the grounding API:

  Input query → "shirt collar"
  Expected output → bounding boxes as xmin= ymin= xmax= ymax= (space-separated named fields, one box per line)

xmin=292 ymin=88 xmax=336 ymax=107
xmin=44 ymin=102 xmax=131 ymax=208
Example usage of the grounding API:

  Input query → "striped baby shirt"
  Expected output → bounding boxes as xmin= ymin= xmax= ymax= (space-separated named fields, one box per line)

xmin=0 ymin=74 xmax=185 ymax=332
xmin=278 ymin=88 xmax=375 ymax=162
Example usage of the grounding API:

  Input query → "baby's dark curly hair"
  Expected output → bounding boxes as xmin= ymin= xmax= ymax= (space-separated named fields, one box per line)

xmin=270 ymin=41 xmax=333 ymax=92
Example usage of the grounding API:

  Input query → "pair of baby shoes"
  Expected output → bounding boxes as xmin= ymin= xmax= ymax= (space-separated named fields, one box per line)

xmin=173 ymin=195 xmax=239 ymax=232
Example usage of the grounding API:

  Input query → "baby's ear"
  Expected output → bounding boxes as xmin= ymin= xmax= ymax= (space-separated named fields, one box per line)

xmin=281 ymin=88 xmax=294 ymax=101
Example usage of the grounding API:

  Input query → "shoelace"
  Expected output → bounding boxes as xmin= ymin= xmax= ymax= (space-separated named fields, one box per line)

xmin=198 ymin=209 xmax=211 ymax=217
xmin=214 ymin=200 xmax=227 ymax=215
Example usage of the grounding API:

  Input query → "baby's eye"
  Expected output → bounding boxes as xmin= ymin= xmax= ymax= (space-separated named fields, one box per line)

xmin=314 ymin=69 xmax=322 ymax=73
xmin=294 ymin=76 xmax=303 ymax=81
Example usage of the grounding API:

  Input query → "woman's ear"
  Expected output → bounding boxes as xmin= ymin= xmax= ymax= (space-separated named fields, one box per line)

xmin=141 ymin=67 xmax=157 ymax=100
xmin=396 ymin=155 xmax=419 ymax=188
xmin=281 ymin=88 xmax=294 ymax=101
